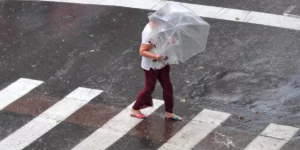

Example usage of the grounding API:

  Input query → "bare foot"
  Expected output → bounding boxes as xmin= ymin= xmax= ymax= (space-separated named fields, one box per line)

xmin=165 ymin=112 xmax=182 ymax=121
xmin=131 ymin=109 xmax=142 ymax=116
xmin=130 ymin=109 xmax=146 ymax=119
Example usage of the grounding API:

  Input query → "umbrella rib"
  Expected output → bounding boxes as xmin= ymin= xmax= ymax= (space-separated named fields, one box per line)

xmin=155 ymin=17 xmax=176 ymax=26
xmin=154 ymin=24 xmax=206 ymax=51
xmin=175 ymin=14 xmax=206 ymax=47
xmin=177 ymin=25 xmax=205 ymax=49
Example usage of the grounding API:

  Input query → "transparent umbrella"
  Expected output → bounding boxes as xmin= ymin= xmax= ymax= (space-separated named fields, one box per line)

xmin=147 ymin=2 xmax=210 ymax=64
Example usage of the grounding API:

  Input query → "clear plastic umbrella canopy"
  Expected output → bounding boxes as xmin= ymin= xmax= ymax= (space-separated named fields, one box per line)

xmin=147 ymin=2 xmax=210 ymax=63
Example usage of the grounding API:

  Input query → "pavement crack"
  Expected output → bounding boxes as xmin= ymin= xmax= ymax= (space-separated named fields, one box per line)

xmin=214 ymin=132 xmax=236 ymax=148
xmin=243 ymin=11 xmax=252 ymax=22
xmin=213 ymin=8 xmax=225 ymax=18
xmin=260 ymin=134 xmax=286 ymax=141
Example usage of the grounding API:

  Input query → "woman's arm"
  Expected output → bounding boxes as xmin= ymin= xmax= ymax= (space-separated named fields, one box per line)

xmin=139 ymin=43 xmax=163 ymax=60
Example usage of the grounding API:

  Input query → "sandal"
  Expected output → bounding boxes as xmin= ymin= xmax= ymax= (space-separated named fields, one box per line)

xmin=165 ymin=115 xmax=182 ymax=121
xmin=130 ymin=113 xmax=146 ymax=119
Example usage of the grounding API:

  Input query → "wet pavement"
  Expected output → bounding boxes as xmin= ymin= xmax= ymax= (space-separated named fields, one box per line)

xmin=0 ymin=0 xmax=300 ymax=150
xmin=172 ymin=0 xmax=300 ymax=15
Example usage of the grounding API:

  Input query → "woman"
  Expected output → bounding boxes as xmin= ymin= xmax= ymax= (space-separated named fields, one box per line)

xmin=130 ymin=17 xmax=182 ymax=121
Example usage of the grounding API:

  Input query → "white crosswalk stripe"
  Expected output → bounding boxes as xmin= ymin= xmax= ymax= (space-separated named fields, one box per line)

xmin=244 ymin=123 xmax=299 ymax=150
xmin=158 ymin=109 xmax=231 ymax=150
xmin=0 ymin=78 xmax=299 ymax=150
xmin=71 ymin=99 xmax=164 ymax=150
xmin=0 ymin=78 xmax=43 ymax=111
xmin=0 ymin=87 xmax=102 ymax=150
xmin=34 ymin=0 xmax=300 ymax=31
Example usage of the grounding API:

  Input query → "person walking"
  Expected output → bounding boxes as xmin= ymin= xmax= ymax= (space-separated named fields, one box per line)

xmin=130 ymin=16 xmax=182 ymax=121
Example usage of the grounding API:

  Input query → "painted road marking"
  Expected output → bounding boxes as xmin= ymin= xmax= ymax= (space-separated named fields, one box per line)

xmin=0 ymin=78 xmax=299 ymax=150
xmin=34 ymin=0 xmax=300 ymax=31
xmin=71 ymin=99 xmax=164 ymax=150
xmin=244 ymin=123 xmax=299 ymax=150
xmin=158 ymin=109 xmax=231 ymax=150
xmin=283 ymin=5 xmax=296 ymax=15
xmin=0 ymin=87 xmax=102 ymax=150
xmin=283 ymin=5 xmax=300 ymax=19
xmin=0 ymin=78 xmax=43 ymax=111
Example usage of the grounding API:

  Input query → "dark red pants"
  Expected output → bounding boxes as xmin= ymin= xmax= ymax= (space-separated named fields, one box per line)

xmin=132 ymin=65 xmax=174 ymax=113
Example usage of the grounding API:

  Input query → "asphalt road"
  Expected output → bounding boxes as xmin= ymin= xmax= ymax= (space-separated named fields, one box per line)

xmin=0 ymin=0 xmax=300 ymax=150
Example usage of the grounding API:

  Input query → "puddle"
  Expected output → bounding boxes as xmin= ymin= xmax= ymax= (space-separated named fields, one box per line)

xmin=184 ymin=70 xmax=300 ymax=117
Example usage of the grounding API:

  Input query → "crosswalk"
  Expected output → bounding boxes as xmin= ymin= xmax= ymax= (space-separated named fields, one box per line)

xmin=0 ymin=78 xmax=43 ymax=111
xmin=0 ymin=86 xmax=102 ymax=150
xmin=0 ymin=78 xmax=299 ymax=150
xmin=244 ymin=124 xmax=299 ymax=150
xmin=36 ymin=0 xmax=300 ymax=31
xmin=158 ymin=109 xmax=231 ymax=150
xmin=72 ymin=100 xmax=164 ymax=150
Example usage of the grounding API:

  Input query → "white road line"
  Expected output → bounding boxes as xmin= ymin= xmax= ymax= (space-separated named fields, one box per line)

xmin=283 ymin=13 xmax=300 ymax=19
xmin=158 ymin=109 xmax=231 ymax=150
xmin=283 ymin=5 xmax=296 ymax=15
xmin=244 ymin=123 xmax=299 ymax=150
xmin=0 ymin=78 xmax=43 ymax=111
xmin=283 ymin=5 xmax=300 ymax=19
xmin=33 ymin=0 xmax=300 ymax=31
xmin=71 ymin=99 xmax=164 ymax=150
xmin=0 ymin=87 xmax=102 ymax=150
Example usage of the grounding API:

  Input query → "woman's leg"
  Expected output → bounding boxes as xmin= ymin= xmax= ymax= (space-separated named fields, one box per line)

xmin=158 ymin=65 xmax=182 ymax=120
xmin=132 ymin=69 xmax=157 ymax=111
xmin=157 ymin=65 xmax=174 ymax=113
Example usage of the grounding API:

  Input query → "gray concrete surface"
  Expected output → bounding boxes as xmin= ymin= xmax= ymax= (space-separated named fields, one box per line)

xmin=0 ymin=1 xmax=300 ymax=149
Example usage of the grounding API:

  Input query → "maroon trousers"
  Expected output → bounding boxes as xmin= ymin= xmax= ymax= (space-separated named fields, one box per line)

xmin=132 ymin=65 xmax=174 ymax=113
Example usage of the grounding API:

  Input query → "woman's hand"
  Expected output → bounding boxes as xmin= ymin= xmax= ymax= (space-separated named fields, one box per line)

xmin=154 ymin=54 xmax=164 ymax=61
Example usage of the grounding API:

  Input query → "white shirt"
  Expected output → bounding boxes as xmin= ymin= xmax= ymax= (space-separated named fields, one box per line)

xmin=141 ymin=23 xmax=167 ymax=71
